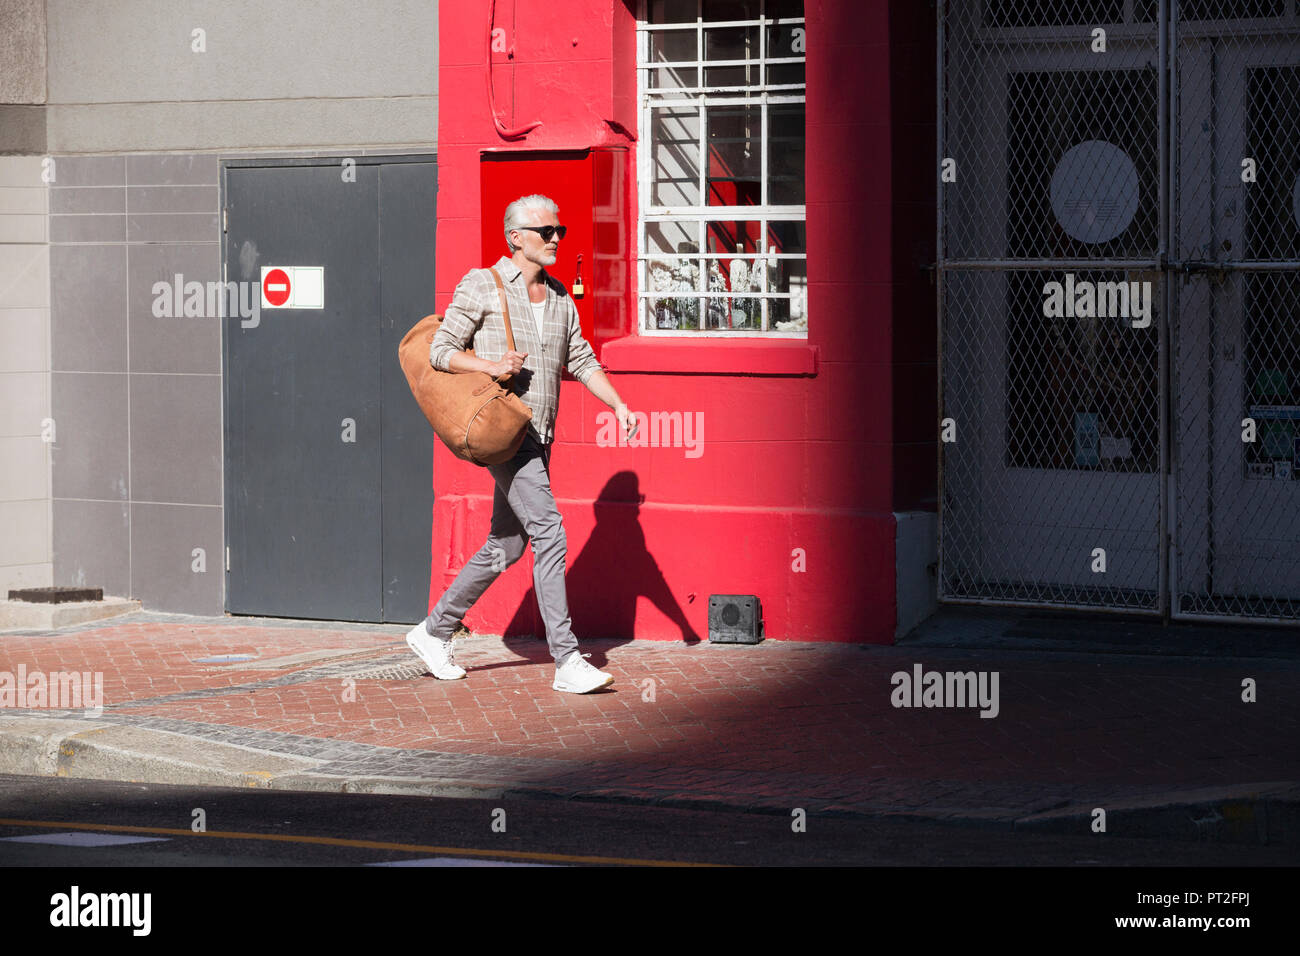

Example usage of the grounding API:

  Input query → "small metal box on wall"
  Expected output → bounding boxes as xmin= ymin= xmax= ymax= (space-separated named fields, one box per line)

xmin=708 ymin=594 xmax=763 ymax=644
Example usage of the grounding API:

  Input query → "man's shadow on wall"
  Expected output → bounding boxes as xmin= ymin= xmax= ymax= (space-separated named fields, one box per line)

xmin=501 ymin=471 xmax=702 ymax=666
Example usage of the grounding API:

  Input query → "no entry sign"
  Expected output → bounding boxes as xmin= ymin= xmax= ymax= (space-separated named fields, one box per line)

xmin=260 ymin=266 xmax=324 ymax=309
xmin=263 ymin=268 xmax=291 ymax=306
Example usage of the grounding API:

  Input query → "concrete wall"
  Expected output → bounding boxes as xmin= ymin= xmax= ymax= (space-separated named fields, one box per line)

xmin=45 ymin=0 xmax=437 ymax=152
xmin=1 ymin=3 xmax=51 ymax=595
xmin=0 ymin=0 xmax=46 ymax=104
xmin=0 ymin=156 xmax=51 ymax=596
xmin=895 ymin=510 xmax=938 ymax=640
xmin=0 ymin=0 xmax=48 ymax=152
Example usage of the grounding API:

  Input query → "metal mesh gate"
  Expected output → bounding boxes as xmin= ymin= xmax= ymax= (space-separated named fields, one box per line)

xmin=938 ymin=1 xmax=1300 ymax=623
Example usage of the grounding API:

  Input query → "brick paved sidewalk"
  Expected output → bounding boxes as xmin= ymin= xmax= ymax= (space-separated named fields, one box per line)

xmin=0 ymin=610 xmax=1296 ymax=844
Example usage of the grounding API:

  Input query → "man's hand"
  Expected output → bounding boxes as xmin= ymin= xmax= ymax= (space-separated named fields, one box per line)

xmin=615 ymin=402 xmax=638 ymax=440
xmin=489 ymin=350 xmax=528 ymax=378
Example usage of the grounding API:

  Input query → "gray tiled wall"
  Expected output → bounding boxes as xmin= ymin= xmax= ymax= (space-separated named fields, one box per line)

xmin=45 ymin=147 xmax=435 ymax=615
xmin=49 ymin=152 xmax=224 ymax=614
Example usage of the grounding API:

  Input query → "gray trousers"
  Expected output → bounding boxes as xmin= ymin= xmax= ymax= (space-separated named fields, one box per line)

xmin=423 ymin=432 xmax=579 ymax=666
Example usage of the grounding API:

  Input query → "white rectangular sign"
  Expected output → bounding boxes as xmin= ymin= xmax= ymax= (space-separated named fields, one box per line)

xmin=260 ymin=266 xmax=325 ymax=309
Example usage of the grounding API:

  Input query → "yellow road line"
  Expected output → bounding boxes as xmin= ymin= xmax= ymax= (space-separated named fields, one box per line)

xmin=0 ymin=817 xmax=725 ymax=867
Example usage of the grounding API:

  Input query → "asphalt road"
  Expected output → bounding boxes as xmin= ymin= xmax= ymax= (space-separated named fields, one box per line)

xmin=0 ymin=774 xmax=1290 ymax=868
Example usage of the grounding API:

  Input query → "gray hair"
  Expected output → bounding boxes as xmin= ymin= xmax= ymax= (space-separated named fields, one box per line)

xmin=503 ymin=194 xmax=560 ymax=252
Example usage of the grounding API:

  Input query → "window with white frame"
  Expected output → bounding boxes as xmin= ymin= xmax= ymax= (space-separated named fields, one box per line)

xmin=637 ymin=0 xmax=807 ymax=335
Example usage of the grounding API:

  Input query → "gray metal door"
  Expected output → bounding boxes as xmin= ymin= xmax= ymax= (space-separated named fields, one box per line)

xmin=378 ymin=161 xmax=439 ymax=623
xmin=223 ymin=157 xmax=437 ymax=623
xmin=938 ymin=1 xmax=1300 ymax=624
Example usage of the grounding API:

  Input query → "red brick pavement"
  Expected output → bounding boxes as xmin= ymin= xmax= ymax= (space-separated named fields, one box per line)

xmin=1 ymin=619 xmax=1295 ymax=794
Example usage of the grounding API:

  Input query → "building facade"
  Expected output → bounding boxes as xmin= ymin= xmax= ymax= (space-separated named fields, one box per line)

xmin=430 ymin=0 xmax=937 ymax=644
xmin=19 ymin=2 xmax=1291 ymax=643
xmin=0 ymin=0 xmax=441 ymax=621
xmin=1 ymin=0 xmax=940 ymax=643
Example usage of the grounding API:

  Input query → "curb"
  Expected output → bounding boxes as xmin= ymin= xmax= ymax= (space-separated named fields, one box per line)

xmin=0 ymin=597 xmax=141 ymax=631
xmin=0 ymin=717 xmax=1294 ymax=847
xmin=1010 ymin=783 xmax=1300 ymax=846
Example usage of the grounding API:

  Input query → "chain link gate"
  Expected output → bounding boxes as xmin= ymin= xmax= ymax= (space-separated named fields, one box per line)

xmin=937 ymin=1 xmax=1300 ymax=623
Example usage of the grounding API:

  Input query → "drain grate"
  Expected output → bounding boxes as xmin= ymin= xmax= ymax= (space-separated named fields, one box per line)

xmin=350 ymin=656 xmax=429 ymax=681
xmin=8 ymin=586 xmax=104 ymax=604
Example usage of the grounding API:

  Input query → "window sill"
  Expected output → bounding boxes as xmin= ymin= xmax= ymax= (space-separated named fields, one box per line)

xmin=598 ymin=335 xmax=819 ymax=376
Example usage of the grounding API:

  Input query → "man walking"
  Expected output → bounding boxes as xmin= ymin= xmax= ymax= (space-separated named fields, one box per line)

xmin=406 ymin=194 xmax=636 ymax=694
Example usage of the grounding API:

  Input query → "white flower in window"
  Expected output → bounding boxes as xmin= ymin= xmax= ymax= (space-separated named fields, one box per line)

xmin=727 ymin=259 xmax=750 ymax=328
xmin=649 ymin=262 xmax=674 ymax=293
xmin=729 ymin=258 xmax=748 ymax=293
xmin=762 ymin=245 xmax=778 ymax=294
xmin=708 ymin=261 xmax=730 ymax=329
xmin=674 ymin=260 xmax=696 ymax=294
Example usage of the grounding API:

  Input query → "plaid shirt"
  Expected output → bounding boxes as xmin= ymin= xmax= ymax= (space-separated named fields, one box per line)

xmin=430 ymin=255 xmax=604 ymax=446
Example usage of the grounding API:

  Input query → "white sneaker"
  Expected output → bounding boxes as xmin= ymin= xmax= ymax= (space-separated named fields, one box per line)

xmin=406 ymin=622 xmax=466 ymax=680
xmin=553 ymin=652 xmax=614 ymax=694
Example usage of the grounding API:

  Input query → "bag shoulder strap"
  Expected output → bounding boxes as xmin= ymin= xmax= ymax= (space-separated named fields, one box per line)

xmin=487 ymin=267 xmax=518 ymax=352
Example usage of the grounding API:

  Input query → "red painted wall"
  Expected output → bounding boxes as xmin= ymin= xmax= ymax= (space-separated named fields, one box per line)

xmin=431 ymin=0 xmax=935 ymax=645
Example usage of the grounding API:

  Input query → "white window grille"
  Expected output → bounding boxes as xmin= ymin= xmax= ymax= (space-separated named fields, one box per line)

xmin=637 ymin=0 xmax=807 ymax=335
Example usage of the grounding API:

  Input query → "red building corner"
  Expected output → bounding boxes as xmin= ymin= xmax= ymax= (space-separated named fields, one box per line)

xmin=431 ymin=0 xmax=937 ymax=645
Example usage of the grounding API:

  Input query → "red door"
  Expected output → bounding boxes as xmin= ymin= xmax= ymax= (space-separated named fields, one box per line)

xmin=479 ymin=147 xmax=630 ymax=359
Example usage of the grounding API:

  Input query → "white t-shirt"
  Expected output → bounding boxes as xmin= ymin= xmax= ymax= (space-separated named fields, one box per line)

xmin=529 ymin=299 xmax=545 ymax=341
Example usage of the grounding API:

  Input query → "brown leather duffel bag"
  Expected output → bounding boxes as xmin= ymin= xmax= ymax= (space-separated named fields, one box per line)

xmin=398 ymin=267 xmax=533 ymax=466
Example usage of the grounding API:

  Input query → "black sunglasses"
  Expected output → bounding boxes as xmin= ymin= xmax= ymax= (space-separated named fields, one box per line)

xmin=518 ymin=225 xmax=567 ymax=242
